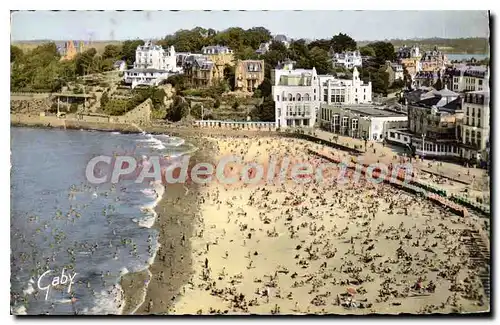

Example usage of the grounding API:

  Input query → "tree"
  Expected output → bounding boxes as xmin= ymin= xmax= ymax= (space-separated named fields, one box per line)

xmin=391 ymin=79 xmax=405 ymax=90
xmin=250 ymin=97 xmax=275 ymax=122
xmin=359 ymin=46 xmax=375 ymax=57
xmin=11 ymin=45 xmax=23 ymax=63
xmin=308 ymin=39 xmax=331 ymax=52
xmin=371 ymin=71 xmax=389 ymax=95
xmin=103 ymin=44 xmax=122 ymax=60
xmin=257 ymin=78 xmax=272 ymax=98
xmin=433 ymin=79 xmax=444 ymax=90
xmin=331 ymin=33 xmax=357 ymax=53
xmin=288 ymin=39 xmax=310 ymax=68
xmin=75 ymin=48 xmax=98 ymax=76
xmin=121 ymin=40 xmax=144 ymax=65
xmin=368 ymin=42 xmax=396 ymax=66
xmin=308 ymin=47 xmax=331 ymax=75
xmin=100 ymin=91 xmax=110 ymax=108
xmin=224 ymin=64 xmax=235 ymax=91
xmin=236 ymin=46 xmax=258 ymax=60
xmin=244 ymin=27 xmax=272 ymax=49
xmin=167 ymin=96 xmax=189 ymax=122
xmin=191 ymin=103 xmax=203 ymax=119
xmin=166 ymin=74 xmax=188 ymax=91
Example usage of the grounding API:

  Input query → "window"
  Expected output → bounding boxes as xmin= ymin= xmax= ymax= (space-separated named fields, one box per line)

xmin=397 ymin=133 xmax=401 ymax=140
xmin=479 ymin=79 xmax=483 ymax=85
xmin=304 ymin=93 xmax=310 ymax=101
xmin=288 ymin=93 xmax=293 ymax=101
xmin=477 ymin=131 xmax=482 ymax=145
xmin=466 ymin=117 xmax=469 ymax=125
xmin=342 ymin=117 xmax=348 ymax=127
xmin=314 ymin=89 xmax=316 ymax=93
xmin=352 ymin=119 xmax=358 ymax=130
xmin=466 ymin=107 xmax=470 ymax=116
xmin=297 ymin=94 xmax=302 ymax=101
xmin=314 ymin=95 xmax=316 ymax=101
xmin=277 ymin=95 xmax=280 ymax=102
xmin=324 ymin=94 xmax=328 ymax=102
xmin=472 ymin=107 xmax=475 ymax=117
xmin=404 ymin=137 xmax=408 ymax=142
xmin=390 ymin=132 xmax=395 ymax=138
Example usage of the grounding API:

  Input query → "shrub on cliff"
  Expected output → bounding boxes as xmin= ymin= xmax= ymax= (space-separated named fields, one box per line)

xmin=214 ymin=98 xmax=221 ymax=109
xmin=166 ymin=96 xmax=189 ymax=122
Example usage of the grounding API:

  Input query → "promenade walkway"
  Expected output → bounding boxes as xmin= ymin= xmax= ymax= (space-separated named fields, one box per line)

xmin=313 ymin=129 xmax=490 ymax=205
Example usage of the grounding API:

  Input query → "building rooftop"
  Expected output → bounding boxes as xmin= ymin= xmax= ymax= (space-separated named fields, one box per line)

xmin=432 ymin=88 xmax=460 ymax=97
xmin=440 ymin=97 xmax=463 ymax=113
xmin=274 ymin=34 xmax=289 ymax=42
xmin=202 ymin=45 xmax=232 ymax=54
xmin=243 ymin=60 xmax=263 ymax=72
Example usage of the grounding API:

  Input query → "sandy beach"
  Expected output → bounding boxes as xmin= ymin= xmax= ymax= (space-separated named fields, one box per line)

xmin=122 ymin=134 xmax=490 ymax=315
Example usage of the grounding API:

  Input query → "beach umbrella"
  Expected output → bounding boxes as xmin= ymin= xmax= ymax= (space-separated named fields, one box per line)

xmin=346 ymin=287 xmax=357 ymax=296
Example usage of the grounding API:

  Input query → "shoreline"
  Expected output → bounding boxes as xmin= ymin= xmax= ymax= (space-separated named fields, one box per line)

xmin=119 ymin=136 xmax=213 ymax=315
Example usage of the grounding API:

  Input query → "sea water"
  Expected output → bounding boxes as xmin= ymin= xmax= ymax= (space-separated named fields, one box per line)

xmin=10 ymin=127 xmax=195 ymax=315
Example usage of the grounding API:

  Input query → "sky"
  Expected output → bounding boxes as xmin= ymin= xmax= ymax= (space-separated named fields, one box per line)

xmin=10 ymin=10 xmax=490 ymax=42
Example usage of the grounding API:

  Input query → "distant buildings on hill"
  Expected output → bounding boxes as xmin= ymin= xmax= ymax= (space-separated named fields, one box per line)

xmin=56 ymin=40 xmax=86 ymax=61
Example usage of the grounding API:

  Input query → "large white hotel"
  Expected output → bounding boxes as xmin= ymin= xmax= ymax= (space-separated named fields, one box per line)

xmin=272 ymin=60 xmax=372 ymax=128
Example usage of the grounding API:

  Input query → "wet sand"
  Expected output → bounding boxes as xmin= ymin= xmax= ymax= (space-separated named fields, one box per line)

xmin=120 ymin=138 xmax=212 ymax=315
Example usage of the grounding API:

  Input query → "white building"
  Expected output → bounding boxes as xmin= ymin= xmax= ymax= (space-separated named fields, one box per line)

xmin=134 ymin=40 xmax=178 ymax=72
xmin=319 ymin=104 xmax=407 ymax=141
xmin=319 ymin=67 xmax=372 ymax=105
xmin=256 ymin=42 xmax=270 ymax=55
xmin=445 ymin=65 xmax=489 ymax=93
xmin=201 ymin=45 xmax=233 ymax=55
xmin=124 ymin=68 xmax=171 ymax=89
xmin=272 ymin=62 xmax=374 ymax=129
xmin=272 ymin=61 xmax=320 ymax=128
xmin=391 ymin=63 xmax=404 ymax=80
xmin=113 ymin=60 xmax=127 ymax=72
xmin=331 ymin=51 xmax=362 ymax=69
xmin=460 ymin=90 xmax=490 ymax=161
